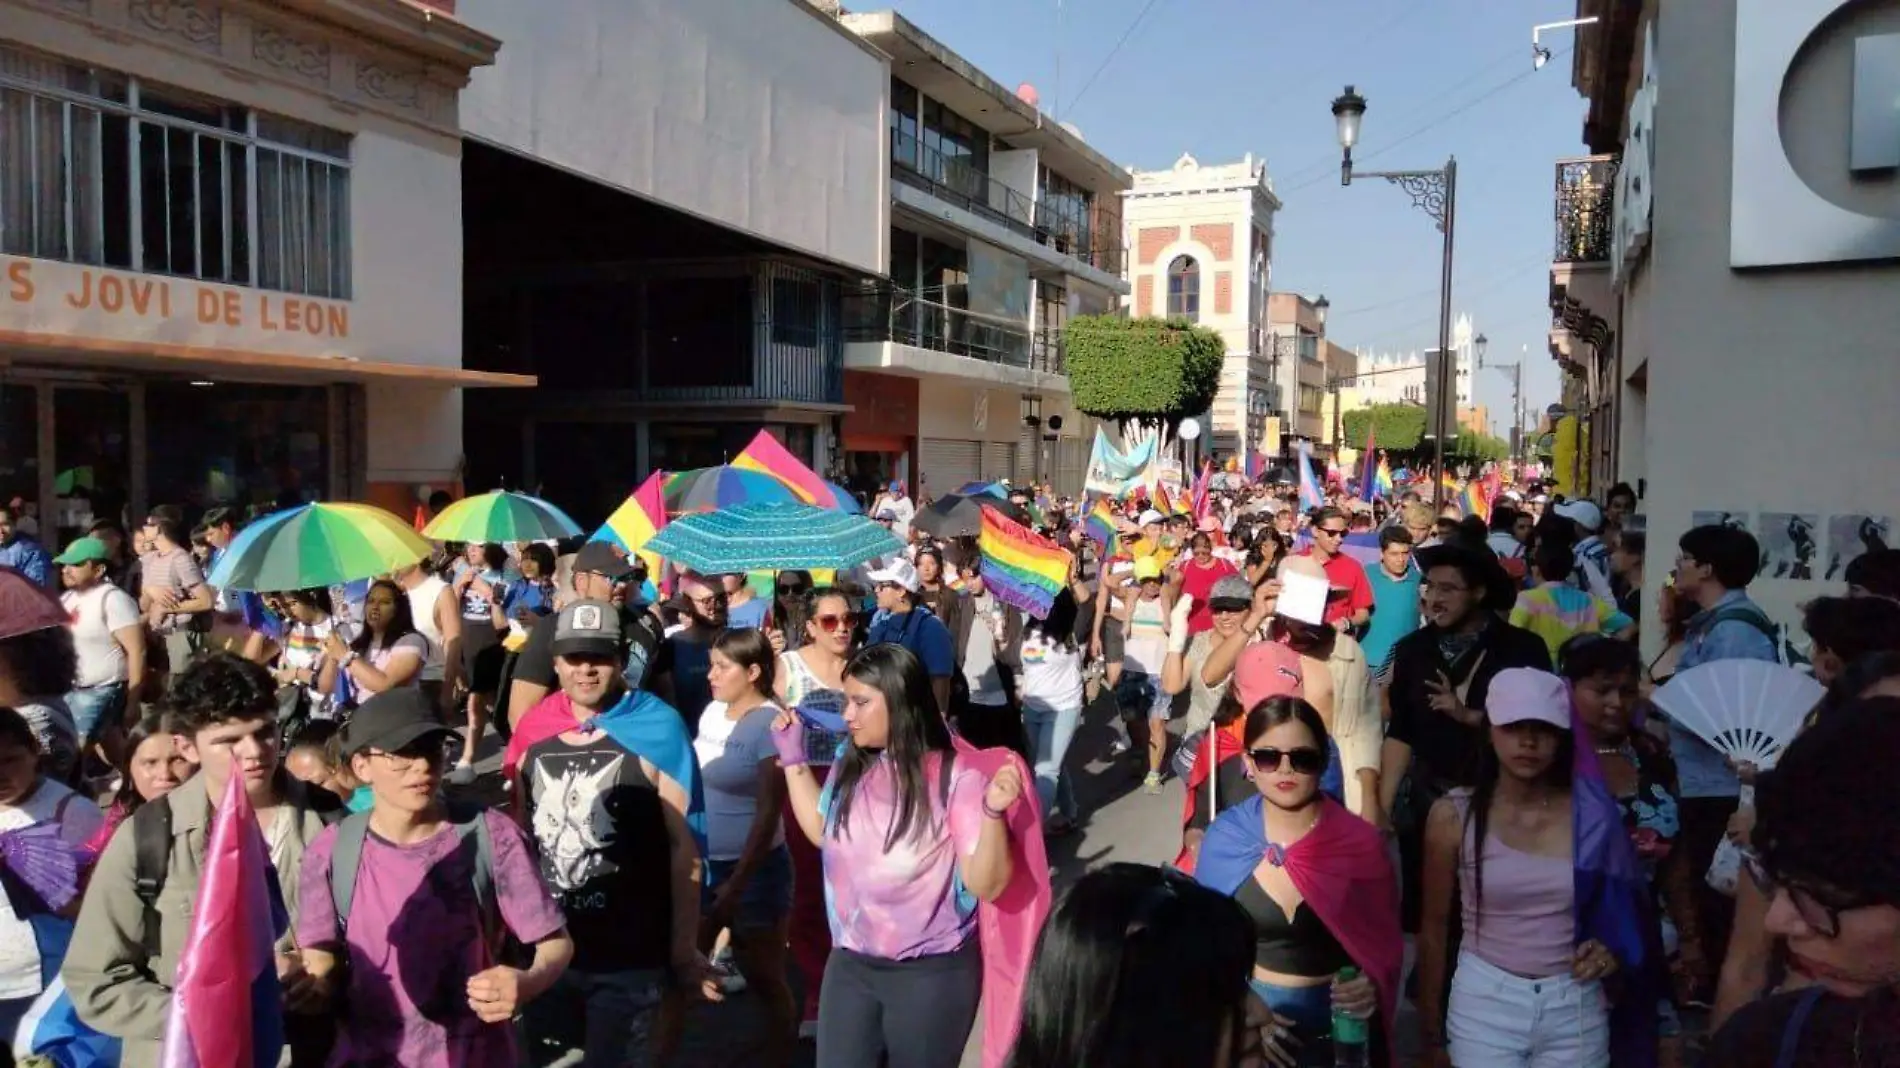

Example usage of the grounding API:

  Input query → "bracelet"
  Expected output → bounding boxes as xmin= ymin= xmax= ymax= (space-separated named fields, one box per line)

xmin=981 ymin=799 xmax=1010 ymax=820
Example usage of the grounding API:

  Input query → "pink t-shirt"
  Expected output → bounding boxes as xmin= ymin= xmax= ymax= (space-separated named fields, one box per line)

xmin=296 ymin=810 xmax=565 ymax=1068
xmin=819 ymin=751 xmax=985 ymax=960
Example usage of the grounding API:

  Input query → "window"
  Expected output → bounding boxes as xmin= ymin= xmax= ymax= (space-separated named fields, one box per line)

xmin=1166 ymin=255 xmax=1199 ymax=320
xmin=1299 ymin=385 xmax=1325 ymax=414
xmin=0 ymin=44 xmax=352 ymax=298
xmin=890 ymin=78 xmax=920 ymax=170
xmin=1039 ymin=166 xmax=1093 ymax=253
xmin=771 ymin=277 xmax=821 ymax=346
xmin=919 ymin=96 xmax=988 ymax=198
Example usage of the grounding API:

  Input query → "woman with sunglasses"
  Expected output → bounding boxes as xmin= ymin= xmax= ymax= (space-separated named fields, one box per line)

xmin=773 ymin=585 xmax=856 ymax=1036
xmin=1195 ymin=696 xmax=1402 ymax=1067
xmin=768 ymin=643 xmax=1024 ymax=1068
xmin=1699 ymin=697 xmax=1900 ymax=1068
xmin=1416 ymin=668 xmax=1647 ymax=1068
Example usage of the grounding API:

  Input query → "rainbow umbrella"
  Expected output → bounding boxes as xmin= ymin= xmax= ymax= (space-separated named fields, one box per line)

xmin=206 ymin=502 xmax=433 ymax=593
xmin=422 ymin=490 xmax=583 ymax=544
xmin=663 ymin=466 xmax=804 ymax=514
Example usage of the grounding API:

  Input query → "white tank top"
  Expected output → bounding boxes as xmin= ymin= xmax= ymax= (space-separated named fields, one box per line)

xmin=406 ymin=574 xmax=450 ymax=681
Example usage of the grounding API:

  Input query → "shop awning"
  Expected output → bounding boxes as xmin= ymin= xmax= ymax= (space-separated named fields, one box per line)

xmin=0 ymin=329 xmax=536 ymax=388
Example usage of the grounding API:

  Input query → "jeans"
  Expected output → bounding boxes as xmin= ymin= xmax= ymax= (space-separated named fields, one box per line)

xmin=1447 ymin=951 xmax=1609 ymax=1068
xmin=1248 ymin=978 xmax=1335 ymax=1067
xmin=704 ymin=846 xmax=794 ymax=929
xmin=521 ymin=967 xmax=666 ymax=1068
xmin=67 ymin=681 xmax=126 ymax=741
xmin=1020 ymin=700 xmax=1079 ymax=821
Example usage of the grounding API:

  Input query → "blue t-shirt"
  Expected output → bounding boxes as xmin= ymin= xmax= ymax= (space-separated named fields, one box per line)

xmin=866 ymin=606 xmax=956 ymax=679
xmin=725 ymin=596 xmax=771 ymax=631
xmin=506 ymin=580 xmax=557 ymax=619
xmin=1360 ymin=561 xmax=1422 ymax=673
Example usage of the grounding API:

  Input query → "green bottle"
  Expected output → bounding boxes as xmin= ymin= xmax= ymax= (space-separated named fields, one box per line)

xmin=1331 ymin=966 xmax=1370 ymax=1068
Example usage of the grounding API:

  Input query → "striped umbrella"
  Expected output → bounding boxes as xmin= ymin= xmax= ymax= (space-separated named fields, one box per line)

xmin=422 ymin=490 xmax=583 ymax=544
xmin=206 ymin=502 xmax=434 ymax=593
xmin=663 ymin=467 xmax=805 ymax=515
xmin=644 ymin=501 xmax=903 ymax=574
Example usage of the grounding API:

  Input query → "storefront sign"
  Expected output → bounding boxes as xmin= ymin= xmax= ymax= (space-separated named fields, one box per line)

xmin=2 ymin=255 xmax=356 ymax=357
xmin=1731 ymin=0 xmax=1900 ymax=267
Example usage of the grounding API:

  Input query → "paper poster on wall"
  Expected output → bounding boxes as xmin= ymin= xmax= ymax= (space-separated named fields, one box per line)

xmin=1692 ymin=511 xmax=1752 ymax=532
xmin=1757 ymin=512 xmax=1820 ymax=580
xmin=1825 ymin=514 xmax=1892 ymax=581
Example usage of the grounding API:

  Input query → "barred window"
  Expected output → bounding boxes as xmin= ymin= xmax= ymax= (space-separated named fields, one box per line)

xmin=0 ymin=44 xmax=352 ymax=299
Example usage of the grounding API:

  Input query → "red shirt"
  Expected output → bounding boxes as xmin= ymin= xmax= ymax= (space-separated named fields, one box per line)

xmin=1178 ymin=556 xmax=1240 ymax=634
xmin=1306 ymin=549 xmax=1374 ymax=626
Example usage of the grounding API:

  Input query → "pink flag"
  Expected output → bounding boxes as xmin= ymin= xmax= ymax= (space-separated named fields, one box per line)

xmin=951 ymin=736 xmax=1051 ymax=1068
xmin=160 ymin=774 xmax=285 ymax=1068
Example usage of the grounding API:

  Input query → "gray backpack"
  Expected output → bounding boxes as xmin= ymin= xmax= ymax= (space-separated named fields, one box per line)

xmin=327 ymin=803 xmax=499 ymax=950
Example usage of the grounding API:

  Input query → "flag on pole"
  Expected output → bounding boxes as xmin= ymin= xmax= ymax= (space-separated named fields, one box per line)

xmin=1244 ymin=450 xmax=1264 ymax=483
xmin=979 ymin=508 xmax=1073 ymax=619
xmin=1190 ymin=459 xmax=1213 ymax=522
xmin=1358 ymin=426 xmax=1380 ymax=503
xmin=1374 ymin=456 xmax=1395 ymax=500
xmin=160 ymin=773 xmax=286 ymax=1068
xmin=1463 ymin=480 xmax=1491 ymax=522
xmin=1082 ymin=497 xmax=1120 ymax=556
xmin=1297 ymin=440 xmax=1325 ymax=511
xmin=1152 ymin=482 xmax=1177 ymax=516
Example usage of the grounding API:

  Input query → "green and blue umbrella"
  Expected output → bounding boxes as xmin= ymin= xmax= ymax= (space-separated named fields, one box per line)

xmin=422 ymin=490 xmax=583 ymax=544
xmin=663 ymin=467 xmax=804 ymax=514
xmin=644 ymin=501 xmax=903 ymax=574
xmin=206 ymin=502 xmax=434 ymax=593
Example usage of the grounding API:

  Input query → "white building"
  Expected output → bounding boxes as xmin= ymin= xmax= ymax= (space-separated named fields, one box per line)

xmin=1351 ymin=313 xmax=1479 ymax=408
xmin=833 ymin=9 xmax=1131 ymax=496
xmin=1122 ymin=154 xmax=1281 ymax=460
xmin=0 ymin=0 xmax=509 ymax=532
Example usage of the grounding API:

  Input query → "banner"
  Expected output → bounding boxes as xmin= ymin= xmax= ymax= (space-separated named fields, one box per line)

xmin=1083 ymin=428 xmax=1157 ymax=498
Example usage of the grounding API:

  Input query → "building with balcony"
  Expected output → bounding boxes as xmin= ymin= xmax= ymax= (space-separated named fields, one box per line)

xmin=454 ymin=0 xmax=888 ymax=523
xmin=0 ymin=0 xmax=509 ymax=539
xmin=1266 ymin=292 xmax=1328 ymax=454
xmin=831 ymin=9 xmax=1129 ymax=497
xmin=1555 ymin=0 xmax=1900 ymax=653
xmin=1121 ymin=153 xmax=1281 ymax=463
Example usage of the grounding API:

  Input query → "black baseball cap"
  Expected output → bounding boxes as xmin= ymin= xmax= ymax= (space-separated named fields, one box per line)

xmin=341 ymin=689 xmax=459 ymax=757
xmin=572 ymin=541 xmax=637 ymax=582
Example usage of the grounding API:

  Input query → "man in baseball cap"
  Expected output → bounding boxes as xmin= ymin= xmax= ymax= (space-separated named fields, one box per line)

xmin=1553 ymin=499 xmax=1616 ymax=602
xmin=863 ymin=555 xmax=954 ymax=708
xmin=505 ymin=543 xmax=663 ymax=731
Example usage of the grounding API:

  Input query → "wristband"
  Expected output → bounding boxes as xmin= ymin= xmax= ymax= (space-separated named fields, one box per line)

xmin=771 ymin=722 xmax=810 ymax=768
xmin=981 ymin=799 xmax=1010 ymax=821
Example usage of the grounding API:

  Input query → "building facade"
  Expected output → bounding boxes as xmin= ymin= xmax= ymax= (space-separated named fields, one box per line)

xmin=1266 ymin=292 xmax=1327 ymax=453
xmin=833 ymin=9 xmax=1128 ymax=499
xmin=1122 ymin=153 xmax=1280 ymax=462
xmin=1554 ymin=0 xmax=1900 ymax=648
xmin=0 ymin=0 xmax=507 ymax=538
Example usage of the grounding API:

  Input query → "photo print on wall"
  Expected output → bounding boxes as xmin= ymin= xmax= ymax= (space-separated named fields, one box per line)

xmin=1825 ymin=515 xmax=1892 ymax=582
xmin=1758 ymin=513 xmax=1821 ymax=580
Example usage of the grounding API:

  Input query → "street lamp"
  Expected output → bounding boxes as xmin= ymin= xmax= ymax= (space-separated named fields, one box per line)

xmin=1314 ymin=294 xmax=1330 ymax=328
xmin=1475 ymin=332 xmax=1489 ymax=365
xmin=1330 ymin=84 xmax=1458 ymax=513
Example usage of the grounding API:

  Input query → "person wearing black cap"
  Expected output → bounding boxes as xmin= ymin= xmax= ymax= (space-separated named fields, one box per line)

xmin=1374 ymin=541 xmax=1550 ymax=934
xmin=504 ymin=541 xmax=663 ymax=731
xmin=294 ymin=688 xmax=573 ymax=1067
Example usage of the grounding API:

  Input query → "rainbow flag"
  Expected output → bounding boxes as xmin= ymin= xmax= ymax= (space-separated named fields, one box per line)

xmin=1374 ymin=458 xmax=1394 ymax=500
xmin=980 ymin=507 xmax=1072 ymax=619
xmin=733 ymin=429 xmax=827 ymax=504
xmin=1152 ymin=482 xmax=1177 ymax=516
xmin=594 ymin=470 xmax=668 ymax=583
xmin=1463 ymin=480 xmax=1490 ymax=522
xmin=160 ymin=773 xmax=286 ymax=1068
xmin=1082 ymin=497 xmax=1120 ymax=556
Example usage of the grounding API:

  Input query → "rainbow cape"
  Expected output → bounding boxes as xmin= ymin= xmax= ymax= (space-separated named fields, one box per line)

xmin=733 ymin=429 xmax=828 ymax=504
xmin=1082 ymin=497 xmax=1119 ymax=556
xmin=979 ymin=507 xmax=1071 ymax=619
xmin=593 ymin=470 xmax=669 ymax=584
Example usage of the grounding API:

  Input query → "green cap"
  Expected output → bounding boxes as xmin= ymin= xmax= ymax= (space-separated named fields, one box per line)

xmin=53 ymin=536 xmax=110 ymax=566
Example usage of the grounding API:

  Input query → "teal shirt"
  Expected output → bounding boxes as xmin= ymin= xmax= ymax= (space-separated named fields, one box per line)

xmin=347 ymin=785 xmax=375 ymax=813
xmin=1360 ymin=560 xmax=1422 ymax=673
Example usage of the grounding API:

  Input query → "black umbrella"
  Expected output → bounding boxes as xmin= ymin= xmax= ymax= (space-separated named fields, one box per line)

xmin=912 ymin=494 xmax=1031 ymax=539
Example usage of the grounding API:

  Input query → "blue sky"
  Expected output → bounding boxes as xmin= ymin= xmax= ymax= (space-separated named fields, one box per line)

xmin=887 ymin=0 xmax=1593 ymax=430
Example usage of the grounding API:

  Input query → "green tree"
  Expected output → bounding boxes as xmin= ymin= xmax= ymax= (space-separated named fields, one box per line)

xmin=1340 ymin=403 xmax=1427 ymax=450
xmin=1066 ymin=315 xmax=1225 ymax=433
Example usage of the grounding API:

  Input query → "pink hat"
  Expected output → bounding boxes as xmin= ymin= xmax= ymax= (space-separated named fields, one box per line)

xmin=1232 ymin=642 xmax=1305 ymax=710
xmin=1485 ymin=668 xmax=1572 ymax=730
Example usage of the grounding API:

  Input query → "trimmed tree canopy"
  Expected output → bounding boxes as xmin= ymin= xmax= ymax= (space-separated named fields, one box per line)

xmin=1066 ymin=315 xmax=1225 ymax=426
xmin=1341 ymin=404 xmax=1426 ymax=450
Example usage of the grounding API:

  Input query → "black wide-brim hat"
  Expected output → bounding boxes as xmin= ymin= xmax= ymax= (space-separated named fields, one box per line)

xmin=1414 ymin=541 xmax=1518 ymax=613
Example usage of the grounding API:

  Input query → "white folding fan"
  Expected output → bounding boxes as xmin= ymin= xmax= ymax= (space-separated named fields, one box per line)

xmin=1651 ymin=659 xmax=1823 ymax=769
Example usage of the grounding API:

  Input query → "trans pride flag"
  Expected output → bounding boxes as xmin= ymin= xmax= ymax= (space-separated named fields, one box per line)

xmin=1296 ymin=440 xmax=1325 ymax=511
xmin=159 ymin=773 xmax=286 ymax=1068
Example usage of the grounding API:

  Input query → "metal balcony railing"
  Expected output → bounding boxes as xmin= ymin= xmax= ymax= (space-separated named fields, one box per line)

xmin=1554 ymin=154 xmax=1619 ymax=264
xmin=890 ymin=132 xmax=1125 ymax=276
xmin=843 ymin=284 xmax=1065 ymax=376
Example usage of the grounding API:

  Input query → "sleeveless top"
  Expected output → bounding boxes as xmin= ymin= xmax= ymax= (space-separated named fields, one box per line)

xmin=1449 ymin=789 xmax=1576 ymax=978
xmin=405 ymin=574 xmax=450 ymax=682
xmin=781 ymin=650 xmax=849 ymax=766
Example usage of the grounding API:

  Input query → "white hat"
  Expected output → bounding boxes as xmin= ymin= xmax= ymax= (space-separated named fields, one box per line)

xmin=1554 ymin=499 xmax=1604 ymax=533
xmin=1486 ymin=668 xmax=1573 ymax=731
xmin=864 ymin=556 xmax=922 ymax=594
xmin=1137 ymin=509 xmax=1166 ymax=527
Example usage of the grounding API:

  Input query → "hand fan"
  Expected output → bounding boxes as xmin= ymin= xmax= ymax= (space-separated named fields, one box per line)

xmin=0 ymin=822 xmax=81 ymax=913
xmin=1650 ymin=659 xmax=1822 ymax=768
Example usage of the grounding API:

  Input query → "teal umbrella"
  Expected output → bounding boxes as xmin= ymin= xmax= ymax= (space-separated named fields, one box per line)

xmin=644 ymin=502 xmax=903 ymax=574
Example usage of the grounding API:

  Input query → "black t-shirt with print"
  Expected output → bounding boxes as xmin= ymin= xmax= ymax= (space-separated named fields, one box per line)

xmin=520 ymin=732 xmax=672 ymax=972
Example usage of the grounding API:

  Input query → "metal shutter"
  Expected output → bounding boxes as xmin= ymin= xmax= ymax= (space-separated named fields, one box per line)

xmin=918 ymin=438 xmax=980 ymax=497
xmin=983 ymin=441 xmax=1016 ymax=482
xmin=1056 ymin=436 xmax=1088 ymax=496
xmin=1016 ymin=424 xmax=1038 ymax=484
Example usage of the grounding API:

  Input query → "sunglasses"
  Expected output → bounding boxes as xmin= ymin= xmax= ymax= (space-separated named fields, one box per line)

xmin=1316 ymin=527 xmax=1348 ymax=538
xmin=813 ymin=612 xmax=857 ymax=633
xmin=1247 ymin=746 xmax=1327 ymax=776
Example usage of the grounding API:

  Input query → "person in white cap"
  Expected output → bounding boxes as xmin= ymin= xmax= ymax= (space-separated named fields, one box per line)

xmin=862 ymin=556 xmax=955 ymax=711
xmin=1553 ymin=499 xmax=1616 ymax=602
xmin=1130 ymin=509 xmax=1175 ymax=568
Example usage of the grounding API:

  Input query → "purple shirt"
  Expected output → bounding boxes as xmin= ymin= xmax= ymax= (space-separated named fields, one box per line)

xmin=818 ymin=751 xmax=985 ymax=960
xmin=296 ymin=810 xmax=566 ymax=1068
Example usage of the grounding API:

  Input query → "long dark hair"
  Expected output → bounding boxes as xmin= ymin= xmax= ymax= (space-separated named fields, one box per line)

xmin=1024 ymin=588 xmax=1079 ymax=652
xmin=1009 ymin=863 xmax=1254 ymax=1068
xmin=827 ymin=643 xmax=953 ymax=849
xmin=1466 ymin=717 xmax=1575 ymax=925
xmin=775 ymin=571 xmax=815 ymax=650
xmin=351 ymin=579 xmax=418 ymax=656
xmin=111 ymin=712 xmax=174 ymax=814
xmin=1242 ymin=696 xmax=1330 ymax=753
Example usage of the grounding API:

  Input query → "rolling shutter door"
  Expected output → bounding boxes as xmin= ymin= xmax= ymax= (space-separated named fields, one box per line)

xmin=919 ymin=438 xmax=980 ymax=497
xmin=1016 ymin=424 xmax=1038 ymax=484
xmin=983 ymin=441 xmax=1016 ymax=482
xmin=1055 ymin=436 xmax=1088 ymax=496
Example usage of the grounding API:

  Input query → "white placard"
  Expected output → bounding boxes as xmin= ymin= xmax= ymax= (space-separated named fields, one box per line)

xmin=1276 ymin=570 xmax=1329 ymax=626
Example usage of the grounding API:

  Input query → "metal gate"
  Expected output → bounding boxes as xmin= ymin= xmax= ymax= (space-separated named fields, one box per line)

xmin=1016 ymin=424 xmax=1038 ymax=484
xmin=918 ymin=438 xmax=980 ymax=497
xmin=982 ymin=441 xmax=1016 ymax=482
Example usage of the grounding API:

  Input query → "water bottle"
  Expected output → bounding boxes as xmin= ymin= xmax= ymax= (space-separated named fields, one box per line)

xmin=1331 ymin=965 xmax=1371 ymax=1068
